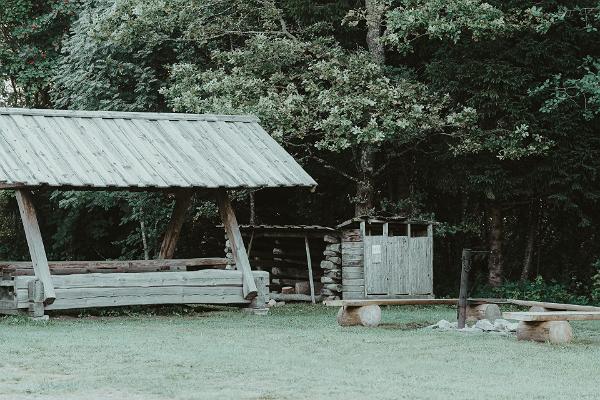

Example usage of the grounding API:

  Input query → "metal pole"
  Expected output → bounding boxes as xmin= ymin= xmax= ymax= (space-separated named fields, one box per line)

xmin=457 ymin=249 xmax=471 ymax=329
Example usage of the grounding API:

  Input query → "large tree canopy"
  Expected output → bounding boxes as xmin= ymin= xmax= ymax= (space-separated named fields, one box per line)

xmin=1 ymin=0 xmax=600 ymax=300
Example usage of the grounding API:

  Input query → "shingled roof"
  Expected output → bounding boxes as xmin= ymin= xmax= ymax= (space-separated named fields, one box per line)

xmin=0 ymin=108 xmax=316 ymax=190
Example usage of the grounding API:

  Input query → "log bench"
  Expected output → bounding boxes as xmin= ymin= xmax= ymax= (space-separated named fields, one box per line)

xmin=325 ymin=298 xmax=504 ymax=327
xmin=503 ymin=311 xmax=600 ymax=344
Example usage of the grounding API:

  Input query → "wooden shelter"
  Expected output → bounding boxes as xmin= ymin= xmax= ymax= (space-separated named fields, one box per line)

xmin=233 ymin=225 xmax=338 ymax=303
xmin=0 ymin=108 xmax=316 ymax=317
xmin=337 ymin=216 xmax=433 ymax=300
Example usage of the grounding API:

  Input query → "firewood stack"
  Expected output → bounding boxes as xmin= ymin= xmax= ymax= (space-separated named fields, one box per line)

xmin=270 ymin=238 xmax=323 ymax=295
xmin=320 ymin=234 xmax=342 ymax=300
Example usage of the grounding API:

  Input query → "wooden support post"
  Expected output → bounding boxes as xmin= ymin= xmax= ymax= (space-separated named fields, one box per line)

xmin=16 ymin=190 xmax=55 ymax=304
xmin=304 ymin=235 xmax=316 ymax=304
xmin=457 ymin=249 xmax=471 ymax=329
xmin=28 ymin=279 xmax=45 ymax=318
xmin=159 ymin=190 xmax=193 ymax=260
xmin=216 ymin=189 xmax=258 ymax=300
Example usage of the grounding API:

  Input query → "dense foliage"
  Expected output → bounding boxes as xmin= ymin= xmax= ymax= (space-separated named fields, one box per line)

xmin=1 ymin=0 xmax=600 ymax=301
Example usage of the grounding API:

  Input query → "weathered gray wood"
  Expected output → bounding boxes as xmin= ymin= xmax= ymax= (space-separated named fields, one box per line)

xmin=248 ymin=273 xmax=269 ymax=310
xmin=325 ymin=298 xmax=459 ymax=307
xmin=15 ymin=190 xmax=55 ymax=303
xmin=216 ymin=189 xmax=258 ymax=300
xmin=14 ymin=270 xmax=268 ymax=290
xmin=364 ymin=236 xmax=387 ymax=296
xmin=27 ymin=279 xmax=45 ymax=317
xmin=409 ymin=237 xmax=432 ymax=295
xmin=159 ymin=191 xmax=193 ymax=260
xmin=13 ymin=270 xmax=269 ymax=310
xmin=1 ymin=258 xmax=229 ymax=276
xmin=304 ymin=236 xmax=316 ymax=304
xmin=388 ymin=236 xmax=409 ymax=295
xmin=507 ymin=299 xmax=600 ymax=312
xmin=503 ymin=311 xmax=600 ymax=321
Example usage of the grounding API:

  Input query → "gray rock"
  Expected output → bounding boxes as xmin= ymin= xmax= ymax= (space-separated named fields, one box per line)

xmin=459 ymin=326 xmax=483 ymax=333
xmin=493 ymin=318 xmax=511 ymax=331
xmin=474 ymin=319 xmax=495 ymax=331
xmin=507 ymin=322 xmax=519 ymax=332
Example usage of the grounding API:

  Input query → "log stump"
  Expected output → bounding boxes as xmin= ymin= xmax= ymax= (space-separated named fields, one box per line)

xmin=466 ymin=303 xmax=501 ymax=322
xmin=337 ymin=305 xmax=381 ymax=327
xmin=516 ymin=321 xmax=573 ymax=344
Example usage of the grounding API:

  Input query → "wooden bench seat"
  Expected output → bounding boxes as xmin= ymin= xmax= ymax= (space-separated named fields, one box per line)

xmin=327 ymin=298 xmax=504 ymax=327
xmin=503 ymin=311 xmax=600 ymax=344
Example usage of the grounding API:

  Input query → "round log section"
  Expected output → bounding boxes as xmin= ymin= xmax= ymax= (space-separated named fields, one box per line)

xmin=337 ymin=305 xmax=382 ymax=327
xmin=516 ymin=321 xmax=573 ymax=344
xmin=467 ymin=303 xmax=501 ymax=322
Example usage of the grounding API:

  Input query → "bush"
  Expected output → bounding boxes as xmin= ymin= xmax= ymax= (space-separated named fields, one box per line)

xmin=474 ymin=276 xmax=593 ymax=306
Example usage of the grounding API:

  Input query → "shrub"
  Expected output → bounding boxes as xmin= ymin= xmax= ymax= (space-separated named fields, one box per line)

xmin=474 ymin=276 xmax=592 ymax=306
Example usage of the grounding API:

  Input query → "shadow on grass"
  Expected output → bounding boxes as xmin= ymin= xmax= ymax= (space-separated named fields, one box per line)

xmin=378 ymin=321 xmax=433 ymax=330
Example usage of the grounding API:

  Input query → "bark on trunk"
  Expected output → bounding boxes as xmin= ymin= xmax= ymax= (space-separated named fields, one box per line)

xmin=355 ymin=144 xmax=376 ymax=216
xmin=520 ymin=201 xmax=539 ymax=282
xmin=487 ymin=204 xmax=504 ymax=286
xmin=365 ymin=0 xmax=386 ymax=64
xmin=354 ymin=0 xmax=386 ymax=217
xmin=249 ymin=191 xmax=256 ymax=225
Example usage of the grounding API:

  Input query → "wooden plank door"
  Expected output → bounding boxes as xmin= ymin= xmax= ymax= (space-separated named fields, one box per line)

xmin=409 ymin=237 xmax=433 ymax=295
xmin=387 ymin=236 xmax=410 ymax=295
xmin=364 ymin=236 xmax=388 ymax=295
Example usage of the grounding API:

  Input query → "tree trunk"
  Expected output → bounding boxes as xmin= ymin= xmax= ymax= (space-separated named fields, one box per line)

xmin=355 ymin=144 xmax=376 ymax=216
xmin=249 ymin=191 xmax=256 ymax=225
xmin=354 ymin=0 xmax=386 ymax=217
xmin=487 ymin=204 xmax=504 ymax=286
xmin=520 ymin=201 xmax=539 ymax=281
xmin=365 ymin=0 xmax=386 ymax=65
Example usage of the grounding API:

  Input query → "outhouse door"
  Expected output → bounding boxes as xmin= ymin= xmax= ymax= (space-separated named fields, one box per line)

xmin=363 ymin=223 xmax=433 ymax=297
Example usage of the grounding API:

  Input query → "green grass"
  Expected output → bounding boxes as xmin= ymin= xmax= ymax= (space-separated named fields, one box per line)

xmin=1 ymin=305 xmax=599 ymax=400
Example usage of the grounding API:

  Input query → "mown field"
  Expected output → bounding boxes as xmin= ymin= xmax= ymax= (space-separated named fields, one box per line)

xmin=1 ymin=305 xmax=599 ymax=400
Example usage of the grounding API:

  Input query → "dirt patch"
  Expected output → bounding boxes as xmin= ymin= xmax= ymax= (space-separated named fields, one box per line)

xmin=379 ymin=321 xmax=433 ymax=330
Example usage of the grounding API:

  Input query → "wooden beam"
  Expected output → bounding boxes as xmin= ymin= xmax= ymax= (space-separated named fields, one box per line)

xmin=507 ymin=299 xmax=600 ymax=312
xmin=324 ymin=298 xmax=460 ymax=307
xmin=304 ymin=235 xmax=315 ymax=304
xmin=15 ymin=190 xmax=55 ymax=303
xmin=503 ymin=311 xmax=600 ymax=322
xmin=159 ymin=190 xmax=193 ymax=260
xmin=216 ymin=189 xmax=258 ymax=300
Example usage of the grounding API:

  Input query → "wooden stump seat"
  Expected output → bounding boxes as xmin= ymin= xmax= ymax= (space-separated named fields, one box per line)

xmin=503 ymin=311 xmax=600 ymax=344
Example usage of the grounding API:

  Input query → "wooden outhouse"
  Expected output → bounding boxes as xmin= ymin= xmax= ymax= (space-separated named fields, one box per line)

xmin=337 ymin=216 xmax=433 ymax=300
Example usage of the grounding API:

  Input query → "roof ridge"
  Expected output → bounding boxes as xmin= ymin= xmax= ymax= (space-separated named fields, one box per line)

xmin=0 ymin=108 xmax=259 ymax=123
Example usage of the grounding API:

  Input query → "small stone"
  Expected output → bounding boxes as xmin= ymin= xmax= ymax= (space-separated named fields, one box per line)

xmin=459 ymin=326 xmax=482 ymax=333
xmin=326 ymin=256 xmax=342 ymax=264
xmin=474 ymin=319 xmax=495 ymax=331
xmin=507 ymin=322 xmax=519 ymax=332
xmin=267 ymin=299 xmax=277 ymax=308
xmin=435 ymin=320 xmax=452 ymax=330
xmin=273 ymin=301 xmax=286 ymax=307
xmin=325 ymin=243 xmax=341 ymax=252
xmin=493 ymin=319 xmax=510 ymax=331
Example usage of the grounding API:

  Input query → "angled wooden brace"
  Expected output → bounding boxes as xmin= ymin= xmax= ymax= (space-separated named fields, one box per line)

xmin=158 ymin=190 xmax=194 ymax=260
xmin=15 ymin=190 xmax=56 ymax=304
xmin=215 ymin=189 xmax=258 ymax=300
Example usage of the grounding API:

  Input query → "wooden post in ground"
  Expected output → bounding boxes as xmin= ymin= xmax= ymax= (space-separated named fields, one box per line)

xmin=457 ymin=249 xmax=471 ymax=329
xmin=216 ymin=189 xmax=258 ymax=300
xmin=159 ymin=190 xmax=193 ymax=261
xmin=15 ymin=190 xmax=55 ymax=304
xmin=304 ymin=235 xmax=315 ymax=304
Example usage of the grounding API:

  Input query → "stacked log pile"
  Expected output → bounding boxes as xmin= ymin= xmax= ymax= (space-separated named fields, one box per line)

xmin=320 ymin=234 xmax=342 ymax=300
xmin=269 ymin=238 xmax=323 ymax=296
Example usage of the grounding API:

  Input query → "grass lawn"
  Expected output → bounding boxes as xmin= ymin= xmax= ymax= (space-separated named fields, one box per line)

xmin=1 ymin=304 xmax=599 ymax=400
